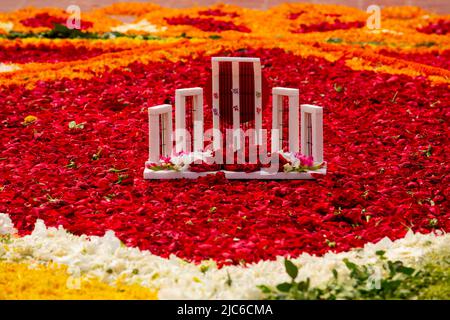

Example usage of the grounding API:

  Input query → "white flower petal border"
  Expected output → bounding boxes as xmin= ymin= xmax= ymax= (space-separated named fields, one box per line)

xmin=0 ymin=213 xmax=448 ymax=299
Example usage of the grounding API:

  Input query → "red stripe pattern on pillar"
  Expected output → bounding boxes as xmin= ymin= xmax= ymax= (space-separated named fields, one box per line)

xmin=218 ymin=61 xmax=233 ymax=129
xmin=239 ymin=61 xmax=255 ymax=125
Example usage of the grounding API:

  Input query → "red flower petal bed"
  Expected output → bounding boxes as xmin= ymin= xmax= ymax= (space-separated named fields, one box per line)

xmin=164 ymin=16 xmax=251 ymax=33
xmin=417 ymin=19 xmax=450 ymax=35
xmin=288 ymin=11 xmax=306 ymax=20
xmin=377 ymin=49 xmax=450 ymax=71
xmin=1 ymin=47 xmax=448 ymax=265
xmin=20 ymin=12 xmax=93 ymax=30
xmin=292 ymin=19 xmax=365 ymax=33
xmin=0 ymin=43 xmax=124 ymax=64
xmin=198 ymin=9 xmax=240 ymax=18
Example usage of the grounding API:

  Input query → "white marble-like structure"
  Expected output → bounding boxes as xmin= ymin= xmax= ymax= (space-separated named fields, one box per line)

xmin=144 ymin=57 xmax=326 ymax=179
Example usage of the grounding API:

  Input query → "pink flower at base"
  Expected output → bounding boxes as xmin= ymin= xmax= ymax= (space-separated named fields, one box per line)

xmin=294 ymin=153 xmax=315 ymax=167
xmin=160 ymin=156 xmax=172 ymax=163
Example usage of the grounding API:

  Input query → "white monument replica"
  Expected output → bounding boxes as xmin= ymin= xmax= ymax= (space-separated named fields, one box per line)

xmin=144 ymin=57 xmax=326 ymax=179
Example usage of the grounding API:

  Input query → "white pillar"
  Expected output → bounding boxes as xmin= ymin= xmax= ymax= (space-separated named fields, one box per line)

xmin=147 ymin=104 xmax=172 ymax=163
xmin=231 ymin=61 xmax=240 ymax=150
xmin=192 ymin=90 xmax=204 ymax=152
xmin=211 ymin=58 xmax=221 ymax=150
xmin=211 ymin=57 xmax=262 ymax=151
xmin=253 ymin=60 xmax=263 ymax=145
xmin=271 ymin=87 xmax=300 ymax=153
xmin=175 ymin=87 xmax=204 ymax=153
xmin=301 ymin=104 xmax=323 ymax=164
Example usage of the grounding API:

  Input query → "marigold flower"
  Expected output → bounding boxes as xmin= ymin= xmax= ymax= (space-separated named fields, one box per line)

xmin=23 ymin=115 xmax=37 ymax=125
xmin=0 ymin=262 xmax=157 ymax=300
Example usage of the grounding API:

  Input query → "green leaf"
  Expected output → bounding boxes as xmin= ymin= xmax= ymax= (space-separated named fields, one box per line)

xmin=343 ymin=258 xmax=357 ymax=271
xmin=333 ymin=83 xmax=343 ymax=93
xmin=151 ymin=273 xmax=160 ymax=280
xmin=226 ymin=271 xmax=232 ymax=287
xmin=115 ymin=174 xmax=128 ymax=185
xmin=209 ymin=206 xmax=217 ymax=213
xmin=66 ymin=159 xmax=77 ymax=169
xmin=259 ymin=252 xmax=450 ymax=300
xmin=398 ymin=266 xmax=415 ymax=276
xmin=92 ymin=147 xmax=102 ymax=160
xmin=45 ymin=23 xmax=95 ymax=39
xmin=388 ymin=260 xmax=410 ymax=276
xmin=276 ymin=282 xmax=292 ymax=292
xmin=376 ymin=250 xmax=386 ymax=257
xmin=326 ymin=37 xmax=343 ymax=44
xmin=0 ymin=234 xmax=12 ymax=244
xmin=297 ymin=279 xmax=310 ymax=292
xmin=326 ymin=239 xmax=336 ymax=248
xmin=332 ymin=269 xmax=338 ymax=279
xmin=429 ymin=218 xmax=438 ymax=227
xmin=257 ymin=285 xmax=272 ymax=294
xmin=108 ymin=167 xmax=128 ymax=173
xmin=1 ymin=29 xmax=165 ymax=40
xmin=381 ymin=279 xmax=402 ymax=292
xmin=415 ymin=41 xmax=436 ymax=48
xmin=68 ymin=120 xmax=84 ymax=129
xmin=284 ymin=259 xmax=298 ymax=280
xmin=104 ymin=194 xmax=115 ymax=201
xmin=179 ymin=32 xmax=192 ymax=39
xmin=343 ymin=258 xmax=369 ymax=282
xmin=421 ymin=145 xmax=432 ymax=157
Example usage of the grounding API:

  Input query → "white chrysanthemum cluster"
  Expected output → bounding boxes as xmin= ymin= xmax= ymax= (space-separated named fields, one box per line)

xmin=0 ymin=213 xmax=17 ymax=235
xmin=0 ymin=213 xmax=447 ymax=299
xmin=169 ymin=150 xmax=215 ymax=171
xmin=0 ymin=63 xmax=21 ymax=73
xmin=0 ymin=21 xmax=13 ymax=33
xmin=111 ymin=20 xmax=167 ymax=34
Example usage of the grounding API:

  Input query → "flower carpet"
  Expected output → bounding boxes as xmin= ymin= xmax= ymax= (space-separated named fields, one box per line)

xmin=0 ymin=3 xmax=449 ymax=299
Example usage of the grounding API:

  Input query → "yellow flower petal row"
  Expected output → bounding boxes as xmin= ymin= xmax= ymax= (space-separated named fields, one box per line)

xmin=0 ymin=261 xmax=157 ymax=300
xmin=1 ymin=37 xmax=448 ymax=89
xmin=93 ymin=3 xmax=450 ymax=46
xmin=1 ymin=3 xmax=448 ymax=46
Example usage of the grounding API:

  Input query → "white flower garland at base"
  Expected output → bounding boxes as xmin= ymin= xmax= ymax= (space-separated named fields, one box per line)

xmin=0 ymin=213 xmax=448 ymax=299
